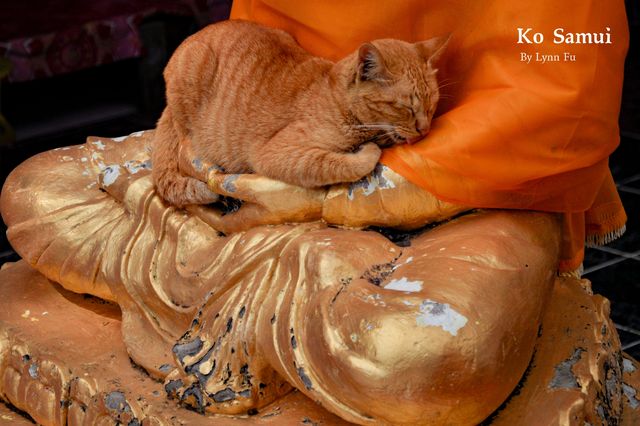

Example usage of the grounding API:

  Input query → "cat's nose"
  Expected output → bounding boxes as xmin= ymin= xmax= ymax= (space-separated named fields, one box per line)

xmin=415 ymin=122 xmax=430 ymax=136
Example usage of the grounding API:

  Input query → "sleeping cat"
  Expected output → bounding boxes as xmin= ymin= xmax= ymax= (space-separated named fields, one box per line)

xmin=152 ymin=20 xmax=448 ymax=207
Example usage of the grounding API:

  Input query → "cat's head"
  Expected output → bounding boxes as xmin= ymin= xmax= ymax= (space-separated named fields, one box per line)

xmin=340 ymin=36 xmax=449 ymax=147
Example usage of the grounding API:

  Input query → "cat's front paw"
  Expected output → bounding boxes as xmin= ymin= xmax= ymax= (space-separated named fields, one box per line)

xmin=188 ymin=180 xmax=220 ymax=205
xmin=157 ymin=177 xmax=219 ymax=207
xmin=351 ymin=143 xmax=382 ymax=179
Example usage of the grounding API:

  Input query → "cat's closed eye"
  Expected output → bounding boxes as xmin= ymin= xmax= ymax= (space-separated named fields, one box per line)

xmin=394 ymin=103 xmax=415 ymax=117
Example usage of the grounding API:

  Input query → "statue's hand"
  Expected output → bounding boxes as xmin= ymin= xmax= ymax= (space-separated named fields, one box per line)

xmin=185 ymin=165 xmax=468 ymax=235
xmin=178 ymin=137 xmax=466 ymax=233
xmin=322 ymin=164 xmax=469 ymax=230
xmin=185 ymin=173 xmax=326 ymax=234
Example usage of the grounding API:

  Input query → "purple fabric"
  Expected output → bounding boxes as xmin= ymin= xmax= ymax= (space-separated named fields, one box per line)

xmin=0 ymin=0 xmax=230 ymax=82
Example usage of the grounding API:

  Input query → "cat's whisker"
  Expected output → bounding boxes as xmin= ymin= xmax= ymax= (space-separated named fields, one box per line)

xmin=367 ymin=130 xmax=396 ymax=140
xmin=368 ymin=131 xmax=393 ymax=138
xmin=436 ymin=77 xmax=457 ymax=85
xmin=350 ymin=124 xmax=395 ymax=131
xmin=438 ymin=81 xmax=458 ymax=90
xmin=351 ymin=121 xmax=393 ymax=125
xmin=351 ymin=127 xmax=394 ymax=131
xmin=394 ymin=126 xmax=415 ymax=134
xmin=352 ymin=122 xmax=394 ymax=126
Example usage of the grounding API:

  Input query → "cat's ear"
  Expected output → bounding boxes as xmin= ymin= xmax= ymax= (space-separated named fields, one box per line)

xmin=417 ymin=35 xmax=451 ymax=69
xmin=356 ymin=43 xmax=388 ymax=83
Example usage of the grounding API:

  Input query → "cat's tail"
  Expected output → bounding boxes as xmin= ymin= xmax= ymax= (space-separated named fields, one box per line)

xmin=152 ymin=109 xmax=219 ymax=207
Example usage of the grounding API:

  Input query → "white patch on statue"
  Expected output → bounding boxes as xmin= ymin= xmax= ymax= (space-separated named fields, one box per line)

xmin=192 ymin=158 xmax=203 ymax=171
xmin=623 ymin=383 xmax=639 ymax=409
xmin=384 ymin=277 xmax=423 ymax=293
xmin=623 ymin=358 xmax=637 ymax=373
xmin=222 ymin=174 xmax=240 ymax=193
xmin=112 ymin=130 xmax=145 ymax=142
xmin=91 ymin=152 xmax=103 ymax=161
xmin=28 ymin=364 xmax=38 ymax=378
xmin=347 ymin=164 xmax=396 ymax=200
xmin=363 ymin=293 xmax=386 ymax=307
xmin=416 ymin=299 xmax=467 ymax=336
xmin=124 ymin=160 xmax=149 ymax=175
xmin=92 ymin=140 xmax=106 ymax=150
xmin=102 ymin=165 xmax=121 ymax=187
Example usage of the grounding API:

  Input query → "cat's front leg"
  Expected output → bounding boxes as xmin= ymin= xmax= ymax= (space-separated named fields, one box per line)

xmin=153 ymin=109 xmax=220 ymax=207
xmin=348 ymin=142 xmax=382 ymax=181
xmin=251 ymin=125 xmax=382 ymax=188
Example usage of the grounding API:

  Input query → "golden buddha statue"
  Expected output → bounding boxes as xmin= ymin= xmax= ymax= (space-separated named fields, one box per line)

xmin=0 ymin=130 xmax=638 ymax=425
xmin=2 ymin=0 xmax=637 ymax=422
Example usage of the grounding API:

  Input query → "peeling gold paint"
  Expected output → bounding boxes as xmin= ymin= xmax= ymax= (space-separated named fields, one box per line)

xmin=0 ymin=130 xmax=634 ymax=425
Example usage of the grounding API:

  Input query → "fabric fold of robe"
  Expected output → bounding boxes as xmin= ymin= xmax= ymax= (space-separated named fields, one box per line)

xmin=230 ymin=0 xmax=629 ymax=273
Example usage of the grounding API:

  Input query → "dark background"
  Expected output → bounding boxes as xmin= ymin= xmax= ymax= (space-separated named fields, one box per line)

xmin=582 ymin=1 xmax=640 ymax=359
xmin=0 ymin=1 xmax=638 ymax=357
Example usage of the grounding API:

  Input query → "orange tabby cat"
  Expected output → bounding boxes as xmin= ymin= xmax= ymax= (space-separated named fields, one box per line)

xmin=153 ymin=20 xmax=448 ymax=207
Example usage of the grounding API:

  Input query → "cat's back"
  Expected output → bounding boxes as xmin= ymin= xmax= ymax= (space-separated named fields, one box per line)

xmin=200 ymin=20 xmax=298 ymax=48
xmin=184 ymin=20 xmax=304 ymax=63
xmin=165 ymin=20 xmax=308 ymax=97
xmin=165 ymin=20 xmax=319 ymax=132
xmin=164 ymin=20 xmax=331 ymax=172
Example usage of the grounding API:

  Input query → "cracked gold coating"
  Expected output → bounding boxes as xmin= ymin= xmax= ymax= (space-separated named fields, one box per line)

xmin=0 ymin=131 xmax=638 ymax=425
xmin=0 ymin=261 xmax=351 ymax=425
xmin=489 ymin=277 xmax=638 ymax=425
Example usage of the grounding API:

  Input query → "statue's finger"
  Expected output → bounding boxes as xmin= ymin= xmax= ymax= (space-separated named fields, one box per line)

xmin=185 ymin=201 xmax=269 ymax=235
xmin=207 ymin=173 xmax=274 ymax=203
xmin=184 ymin=204 xmax=226 ymax=231
xmin=206 ymin=203 xmax=276 ymax=234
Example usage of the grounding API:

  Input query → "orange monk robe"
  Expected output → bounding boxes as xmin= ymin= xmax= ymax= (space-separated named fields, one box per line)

xmin=230 ymin=0 xmax=629 ymax=273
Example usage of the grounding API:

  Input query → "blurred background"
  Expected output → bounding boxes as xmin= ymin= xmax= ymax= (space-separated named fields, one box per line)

xmin=0 ymin=0 xmax=233 ymax=261
xmin=0 ymin=1 xmax=638 ymax=355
